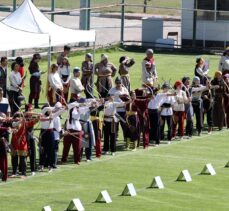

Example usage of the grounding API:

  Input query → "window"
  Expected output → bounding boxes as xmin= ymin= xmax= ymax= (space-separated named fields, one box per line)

xmin=196 ymin=0 xmax=229 ymax=21
xmin=217 ymin=0 xmax=229 ymax=20
xmin=197 ymin=0 xmax=215 ymax=21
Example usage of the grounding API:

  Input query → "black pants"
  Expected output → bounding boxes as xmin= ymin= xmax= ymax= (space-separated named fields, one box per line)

xmin=160 ymin=115 xmax=172 ymax=141
xmin=40 ymin=130 xmax=55 ymax=168
xmin=192 ymin=101 xmax=203 ymax=133
xmin=203 ymin=107 xmax=213 ymax=127
xmin=8 ymin=90 xmax=21 ymax=115
xmin=117 ymin=111 xmax=127 ymax=140
xmin=27 ymin=136 xmax=36 ymax=172
xmin=12 ymin=155 xmax=27 ymax=176
xmin=103 ymin=121 xmax=116 ymax=152
xmin=54 ymin=140 xmax=59 ymax=166
xmin=149 ymin=109 xmax=161 ymax=144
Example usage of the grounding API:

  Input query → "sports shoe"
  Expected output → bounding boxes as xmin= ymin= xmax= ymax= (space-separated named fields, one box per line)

xmin=31 ymin=172 xmax=36 ymax=176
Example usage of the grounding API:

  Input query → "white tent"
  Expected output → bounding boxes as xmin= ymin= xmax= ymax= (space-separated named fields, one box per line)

xmin=2 ymin=0 xmax=96 ymax=46
xmin=0 ymin=22 xmax=49 ymax=51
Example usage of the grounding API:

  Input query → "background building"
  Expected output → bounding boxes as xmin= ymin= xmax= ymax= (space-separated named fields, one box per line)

xmin=182 ymin=0 xmax=229 ymax=48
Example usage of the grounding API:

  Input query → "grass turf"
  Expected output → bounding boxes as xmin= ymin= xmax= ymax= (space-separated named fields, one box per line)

xmin=0 ymin=130 xmax=229 ymax=211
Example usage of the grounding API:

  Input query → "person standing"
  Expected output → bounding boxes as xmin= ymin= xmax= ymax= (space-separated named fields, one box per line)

xmin=8 ymin=62 xmax=22 ymax=115
xmin=61 ymin=102 xmax=89 ymax=165
xmin=90 ymin=99 xmax=104 ymax=158
xmin=119 ymin=56 xmax=135 ymax=92
xmin=80 ymin=99 xmax=95 ymax=161
xmin=202 ymin=80 xmax=214 ymax=134
xmin=0 ymin=117 xmax=11 ymax=182
xmin=211 ymin=71 xmax=226 ymax=130
xmin=15 ymin=57 xmax=25 ymax=89
xmin=172 ymin=80 xmax=188 ymax=139
xmin=95 ymin=54 xmax=117 ymax=98
xmin=81 ymin=53 xmax=94 ymax=98
xmin=181 ymin=76 xmax=193 ymax=138
xmin=69 ymin=67 xmax=85 ymax=101
xmin=191 ymin=76 xmax=209 ymax=136
xmin=28 ymin=53 xmax=42 ymax=109
xmin=134 ymin=88 xmax=150 ymax=148
xmin=52 ymin=102 xmax=63 ymax=168
xmin=219 ymin=47 xmax=229 ymax=75
xmin=40 ymin=104 xmax=66 ymax=171
xmin=103 ymin=95 xmax=126 ymax=156
xmin=125 ymin=91 xmax=139 ymax=151
xmin=0 ymin=57 xmax=8 ymax=97
xmin=160 ymin=82 xmax=176 ymax=143
xmin=58 ymin=57 xmax=71 ymax=102
xmin=24 ymin=104 xmax=40 ymax=176
xmin=194 ymin=57 xmax=209 ymax=85
xmin=108 ymin=77 xmax=129 ymax=142
xmin=48 ymin=64 xmax=64 ymax=106
xmin=142 ymin=49 xmax=158 ymax=86
xmin=57 ymin=45 xmax=71 ymax=66
xmin=11 ymin=114 xmax=33 ymax=178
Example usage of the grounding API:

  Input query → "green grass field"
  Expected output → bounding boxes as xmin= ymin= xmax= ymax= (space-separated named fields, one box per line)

xmin=1 ymin=48 xmax=228 ymax=211
xmin=0 ymin=0 xmax=181 ymax=15
xmin=0 ymin=131 xmax=229 ymax=211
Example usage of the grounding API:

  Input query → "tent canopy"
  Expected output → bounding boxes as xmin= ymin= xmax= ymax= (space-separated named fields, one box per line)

xmin=2 ymin=0 xmax=96 ymax=47
xmin=0 ymin=22 xmax=49 ymax=51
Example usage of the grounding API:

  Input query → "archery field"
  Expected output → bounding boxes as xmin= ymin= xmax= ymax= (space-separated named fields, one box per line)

xmin=0 ymin=49 xmax=229 ymax=211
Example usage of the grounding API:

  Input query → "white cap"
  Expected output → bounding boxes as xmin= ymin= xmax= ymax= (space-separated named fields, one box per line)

xmin=54 ymin=102 xmax=62 ymax=109
xmin=146 ymin=49 xmax=154 ymax=55
xmin=101 ymin=54 xmax=108 ymax=61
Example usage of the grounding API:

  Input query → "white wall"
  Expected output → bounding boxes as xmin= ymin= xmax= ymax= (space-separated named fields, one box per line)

xmin=182 ymin=0 xmax=194 ymax=40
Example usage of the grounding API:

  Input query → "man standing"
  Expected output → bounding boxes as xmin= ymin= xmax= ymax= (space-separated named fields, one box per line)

xmin=57 ymin=45 xmax=71 ymax=66
xmin=0 ymin=57 xmax=8 ymax=97
xmin=69 ymin=67 xmax=85 ymax=101
xmin=119 ymin=56 xmax=135 ymax=92
xmin=95 ymin=54 xmax=117 ymax=98
xmin=142 ymin=49 xmax=158 ymax=86
xmin=108 ymin=77 xmax=129 ymax=142
xmin=81 ymin=53 xmax=94 ymax=98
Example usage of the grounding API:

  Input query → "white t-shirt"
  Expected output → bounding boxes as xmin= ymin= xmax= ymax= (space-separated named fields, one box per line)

xmin=9 ymin=71 xmax=22 ymax=92
xmin=160 ymin=95 xmax=176 ymax=116
xmin=108 ymin=86 xmax=129 ymax=112
xmin=48 ymin=72 xmax=63 ymax=91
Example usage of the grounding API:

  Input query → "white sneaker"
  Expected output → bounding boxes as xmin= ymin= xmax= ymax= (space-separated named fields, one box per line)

xmin=31 ymin=172 xmax=36 ymax=176
xmin=168 ymin=141 xmax=171 ymax=144
xmin=111 ymin=152 xmax=115 ymax=156
xmin=86 ymin=159 xmax=91 ymax=162
xmin=48 ymin=168 xmax=53 ymax=173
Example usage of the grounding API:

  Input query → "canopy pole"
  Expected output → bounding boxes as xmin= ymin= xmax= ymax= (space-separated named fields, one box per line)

xmin=48 ymin=35 xmax=51 ymax=69
xmin=6 ymin=51 xmax=8 ymax=97
xmin=92 ymin=37 xmax=96 ymax=96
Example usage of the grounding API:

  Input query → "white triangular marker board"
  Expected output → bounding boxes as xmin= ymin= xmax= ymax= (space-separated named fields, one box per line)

xmin=150 ymin=176 xmax=164 ymax=189
xmin=42 ymin=206 xmax=52 ymax=211
xmin=176 ymin=170 xmax=192 ymax=182
xmin=96 ymin=190 xmax=112 ymax=203
xmin=122 ymin=183 xmax=137 ymax=196
xmin=225 ymin=161 xmax=229 ymax=168
xmin=66 ymin=198 xmax=85 ymax=211
xmin=201 ymin=163 xmax=216 ymax=175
